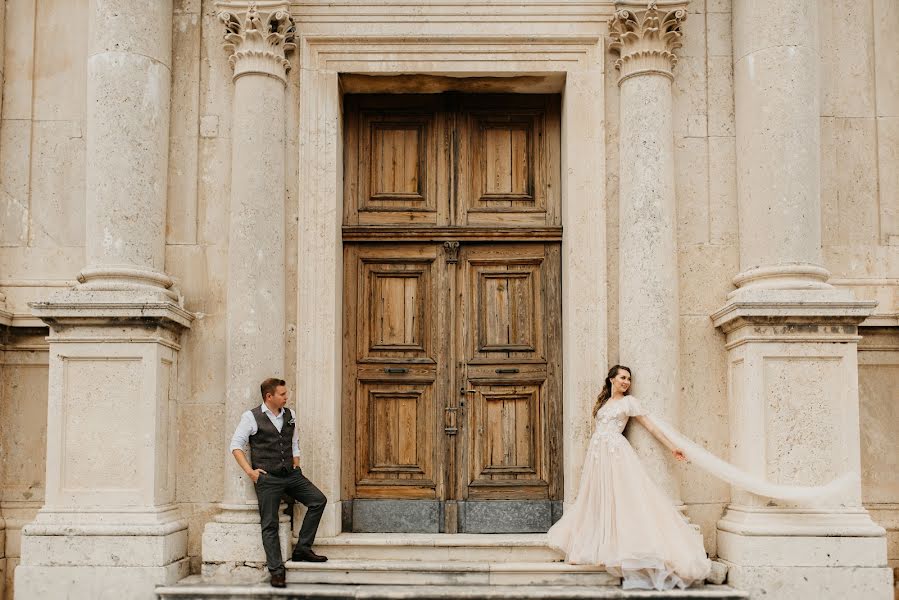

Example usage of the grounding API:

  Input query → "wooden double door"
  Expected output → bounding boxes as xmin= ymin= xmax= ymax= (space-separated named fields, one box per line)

xmin=342 ymin=94 xmax=562 ymax=533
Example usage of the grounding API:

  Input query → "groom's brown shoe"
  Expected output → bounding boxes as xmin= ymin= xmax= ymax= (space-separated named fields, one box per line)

xmin=292 ymin=547 xmax=328 ymax=562
xmin=270 ymin=571 xmax=286 ymax=588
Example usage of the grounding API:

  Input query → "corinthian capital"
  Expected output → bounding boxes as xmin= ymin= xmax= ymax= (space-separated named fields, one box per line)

xmin=216 ymin=1 xmax=296 ymax=82
xmin=608 ymin=1 xmax=687 ymax=84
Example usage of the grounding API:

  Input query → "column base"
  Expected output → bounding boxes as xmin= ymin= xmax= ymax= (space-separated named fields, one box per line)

xmin=15 ymin=508 xmax=188 ymax=600
xmin=716 ymin=506 xmax=891 ymax=599
xmin=15 ymin=562 xmax=189 ymax=600
xmin=721 ymin=563 xmax=892 ymax=600
xmin=201 ymin=505 xmax=290 ymax=581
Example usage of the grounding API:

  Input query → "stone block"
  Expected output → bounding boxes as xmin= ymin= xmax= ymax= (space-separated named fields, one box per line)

xmin=201 ymin=518 xmax=289 ymax=565
xmin=171 ymin=12 xmax=201 ymax=136
xmin=199 ymin=10 xmax=233 ymax=136
xmin=20 ymin=529 xmax=187 ymax=568
xmin=684 ymin=502 xmax=726 ymax=556
xmin=176 ymin=403 xmax=224 ymax=503
xmin=707 ymin=56 xmax=734 ymax=136
xmin=351 ymin=500 xmax=439 ymax=533
xmin=708 ymin=136 xmax=737 ymax=245
xmin=32 ymin=0 xmax=87 ymax=121
xmin=673 ymin=56 xmax=708 ymax=139
xmin=179 ymin=312 xmax=227 ymax=405
xmin=167 ymin=135 xmax=199 ymax=245
xmin=197 ymin=137 xmax=231 ymax=245
xmin=877 ymin=117 xmax=899 ymax=242
xmin=723 ymin=563 xmax=893 ymax=600
xmin=29 ymin=121 xmax=86 ymax=248
xmin=821 ymin=116 xmax=880 ymax=246
xmin=718 ymin=530 xmax=888 ymax=567
xmin=679 ymin=14 xmax=707 ymax=59
xmin=14 ymin=561 xmax=189 ymax=600
xmin=874 ymin=0 xmax=899 ymax=117
xmin=0 ymin=359 xmax=47 ymax=503
xmin=678 ymin=244 xmax=738 ymax=315
xmin=707 ymin=559 xmax=728 ymax=584
xmin=859 ymin=358 xmax=899 ymax=503
xmin=460 ymin=501 xmax=553 ymax=534
xmin=819 ymin=0 xmax=876 ymax=119
xmin=0 ymin=119 xmax=32 ymax=246
xmin=706 ymin=12 xmax=732 ymax=57
xmin=180 ymin=503 xmax=219 ymax=574
xmin=2 ymin=0 xmax=36 ymax=120
xmin=675 ymin=136 xmax=710 ymax=245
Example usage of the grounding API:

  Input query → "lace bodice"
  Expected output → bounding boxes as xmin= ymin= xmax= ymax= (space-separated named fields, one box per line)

xmin=593 ymin=396 xmax=644 ymax=437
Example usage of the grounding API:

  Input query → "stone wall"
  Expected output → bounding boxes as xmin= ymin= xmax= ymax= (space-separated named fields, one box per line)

xmin=0 ymin=0 xmax=895 ymax=593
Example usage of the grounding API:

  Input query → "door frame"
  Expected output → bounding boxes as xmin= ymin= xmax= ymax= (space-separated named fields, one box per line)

xmin=295 ymin=37 xmax=609 ymax=537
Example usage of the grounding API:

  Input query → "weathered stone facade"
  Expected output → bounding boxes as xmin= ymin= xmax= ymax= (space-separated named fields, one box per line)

xmin=0 ymin=1 xmax=896 ymax=599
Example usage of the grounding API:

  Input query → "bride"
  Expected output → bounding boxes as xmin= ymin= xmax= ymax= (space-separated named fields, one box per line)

xmin=546 ymin=364 xmax=854 ymax=590
xmin=547 ymin=365 xmax=710 ymax=590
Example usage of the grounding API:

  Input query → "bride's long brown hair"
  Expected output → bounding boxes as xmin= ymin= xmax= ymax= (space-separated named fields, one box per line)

xmin=592 ymin=365 xmax=631 ymax=417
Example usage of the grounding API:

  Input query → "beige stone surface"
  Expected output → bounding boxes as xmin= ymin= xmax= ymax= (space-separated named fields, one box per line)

xmin=0 ymin=1 xmax=896 ymax=598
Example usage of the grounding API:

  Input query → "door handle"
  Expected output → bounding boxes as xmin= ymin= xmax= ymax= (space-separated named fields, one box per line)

xmin=384 ymin=367 xmax=408 ymax=374
xmin=495 ymin=368 xmax=519 ymax=374
xmin=444 ymin=406 xmax=459 ymax=435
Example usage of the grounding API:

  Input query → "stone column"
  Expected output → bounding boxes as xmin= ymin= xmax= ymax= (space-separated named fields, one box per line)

xmin=202 ymin=2 xmax=294 ymax=578
xmin=16 ymin=2 xmax=195 ymax=599
xmin=711 ymin=2 xmax=892 ymax=598
xmin=609 ymin=1 xmax=687 ymax=503
xmin=78 ymin=0 xmax=178 ymax=298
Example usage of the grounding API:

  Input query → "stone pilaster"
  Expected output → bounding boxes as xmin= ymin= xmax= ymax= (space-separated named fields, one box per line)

xmin=201 ymin=1 xmax=294 ymax=579
xmin=14 ymin=2 xmax=194 ymax=599
xmin=712 ymin=2 xmax=892 ymax=598
xmin=609 ymin=1 xmax=687 ymax=504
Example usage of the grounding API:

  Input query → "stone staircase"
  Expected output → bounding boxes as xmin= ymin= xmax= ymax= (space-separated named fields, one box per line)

xmin=156 ymin=534 xmax=748 ymax=599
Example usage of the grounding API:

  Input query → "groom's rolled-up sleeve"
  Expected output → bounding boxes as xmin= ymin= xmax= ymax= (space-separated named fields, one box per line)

xmin=228 ymin=411 xmax=257 ymax=454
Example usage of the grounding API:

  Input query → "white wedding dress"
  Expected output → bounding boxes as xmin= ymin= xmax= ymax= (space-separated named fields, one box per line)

xmin=547 ymin=396 xmax=711 ymax=590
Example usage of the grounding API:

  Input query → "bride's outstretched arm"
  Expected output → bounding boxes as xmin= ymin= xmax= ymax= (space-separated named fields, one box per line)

xmin=632 ymin=415 xmax=687 ymax=462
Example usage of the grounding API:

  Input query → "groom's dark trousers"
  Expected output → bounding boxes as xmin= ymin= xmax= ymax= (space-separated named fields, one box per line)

xmin=255 ymin=466 xmax=326 ymax=575
xmin=248 ymin=406 xmax=326 ymax=575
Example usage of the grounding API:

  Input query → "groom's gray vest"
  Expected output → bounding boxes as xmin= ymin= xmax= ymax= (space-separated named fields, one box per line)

xmin=248 ymin=406 xmax=294 ymax=474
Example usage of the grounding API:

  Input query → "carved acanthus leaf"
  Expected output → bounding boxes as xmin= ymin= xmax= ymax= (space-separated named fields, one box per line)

xmin=608 ymin=1 xmax=687 ymax=83
xmin=217 ymin=2 xmax=296 ymax=81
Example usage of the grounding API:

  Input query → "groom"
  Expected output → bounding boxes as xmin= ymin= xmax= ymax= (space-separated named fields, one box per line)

xmin=229 ymin=377 xmax=328 ymax=588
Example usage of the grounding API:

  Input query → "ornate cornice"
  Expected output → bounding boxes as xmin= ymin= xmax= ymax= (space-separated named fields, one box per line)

xmin=216 ymin=1 xmax=296 ymax=82
xmin=608 ymin=1 xmax=687 ymax=84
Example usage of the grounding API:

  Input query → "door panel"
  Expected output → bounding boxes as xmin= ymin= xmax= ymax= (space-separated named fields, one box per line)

xmin=344 ymin=244 xmax=445 ymax=503
xmin=466 ymin=381 xmax=547 ymax=499
xmin=464 ymin=252 xmax=545 ymax=362
xmin=344 ymin=95 xmax=448 ymax=226
xmin=355 ymin=379 xmax=437 ymax=498
xmin=458 ymin=244 xmax=561 ymax=508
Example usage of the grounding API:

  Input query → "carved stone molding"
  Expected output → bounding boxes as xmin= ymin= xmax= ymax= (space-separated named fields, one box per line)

xmin=217 ymin=1 xmax=296 ymax=82
xmin=608 ymin=1 xmax=687 ymax=84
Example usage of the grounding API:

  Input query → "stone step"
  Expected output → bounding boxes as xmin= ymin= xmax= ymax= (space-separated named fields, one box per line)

xmin=312 ymin=533 xmax=563 ymax=563
xmin=286 ymin=559 xmax=618 ymax=586
xmin=157 ymin=577 xmax=750 ymax=600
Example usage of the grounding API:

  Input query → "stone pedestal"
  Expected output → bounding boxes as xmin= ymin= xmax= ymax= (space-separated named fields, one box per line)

xmin=609 ymin=1 xmax=687 ymax=503
xmin=712 ymin=293 xmax=892 ymax=599
xmin=201 ymin=2 xmax=295 ymax=577
xmin=16 ymin=296 xmax=192 ymax=600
